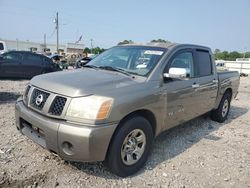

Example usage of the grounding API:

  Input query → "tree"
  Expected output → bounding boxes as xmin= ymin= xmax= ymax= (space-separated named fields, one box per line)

xmin=244 ymin=52 xmax=250 ymax=58
xmin=214 ymin=49 xmax=220 ymax=54
xmin=83 ymin=47 xmax=91 ymax=54
xmin=92 ymin=47 xmax=105 ymax=54
xmin=150 ymin=39 xmax=171 ymax=43
xmin=228 ymin=51 xmax=243 ymax=61
xmin=118 ymin=40 xmax=134 ymax=45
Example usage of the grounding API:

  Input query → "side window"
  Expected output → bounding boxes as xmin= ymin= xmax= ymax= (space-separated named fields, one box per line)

xmin=169 ymin=52 xmax=194 ymax=78
xmin=196 ymin=50 xmax=212 ymax=76
xmin=0 ymin=43 xmax=4 ymax=50
xmin=2 ymin=52 xmax=21 ymax=61
xmin=26 ymin=54 xmax=42 ymax=62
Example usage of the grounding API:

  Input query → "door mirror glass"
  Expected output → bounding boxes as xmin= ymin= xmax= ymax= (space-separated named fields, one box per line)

xmin=164 ymin=67 xmax=187 ymax=79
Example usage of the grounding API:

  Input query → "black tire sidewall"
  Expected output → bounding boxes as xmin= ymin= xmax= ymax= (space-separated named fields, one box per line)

xmin=212 ymin=92 xmax=231 ymax=122
xmin=106 ymin=116 xmax=153 ymax=177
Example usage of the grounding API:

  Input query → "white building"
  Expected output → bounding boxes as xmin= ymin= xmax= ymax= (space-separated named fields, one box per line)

xmin=215 ymin=59 xmax=250 ymax=74
xmin=1 ymin=39 xmax=84 ymax=55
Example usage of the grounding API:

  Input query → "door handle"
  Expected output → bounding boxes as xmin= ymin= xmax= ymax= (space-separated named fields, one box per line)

xmin=212 ymin=79 xmax=218 ymax=84
xmin=192 ymin=83 xmax=200 ymax=89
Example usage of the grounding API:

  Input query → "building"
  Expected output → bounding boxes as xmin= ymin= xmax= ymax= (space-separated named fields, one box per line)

xmin=236 ymin=58 xmax=250 ymax=62
xmin=1 ymin=39 xmax=84 ymax=55
xmin=215 ymin=59 xmax=250 ymax=74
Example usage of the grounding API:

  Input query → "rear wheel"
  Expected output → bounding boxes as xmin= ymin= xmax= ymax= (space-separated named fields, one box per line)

xmin=211 ymin=92 xmax=232 ymax=123
xmin=105 ymin=116 xmax=153 ymax=177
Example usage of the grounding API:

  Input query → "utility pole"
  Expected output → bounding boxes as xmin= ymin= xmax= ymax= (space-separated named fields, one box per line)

xmin=16 ymin=38 xmax=19 ymax=50
xmin=55 ymin=12 xmax=59 ymax=54
xmin=243 ymin=47 xmax=247 ymax=59
xmin=44 ymin=33 xmax=47 ymax=52
xmin=90 ymin=39 xmax=93 ymax=54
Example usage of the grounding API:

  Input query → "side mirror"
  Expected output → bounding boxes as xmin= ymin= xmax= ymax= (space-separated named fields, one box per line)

xmin=164 ymin=67 xmax=187 ymax=79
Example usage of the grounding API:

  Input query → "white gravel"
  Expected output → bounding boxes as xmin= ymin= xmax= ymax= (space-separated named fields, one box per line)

xmin=0 ymin=77 xmax=250 ymax=187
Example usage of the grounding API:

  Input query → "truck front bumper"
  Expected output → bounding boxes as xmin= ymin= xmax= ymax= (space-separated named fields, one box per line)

xmin=15 ymin=99 xmax=118 ymax=162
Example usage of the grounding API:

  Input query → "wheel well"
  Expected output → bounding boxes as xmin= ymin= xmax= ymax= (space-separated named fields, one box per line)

xmin=224 ymin=88 xmax=233 ymax=101
xmin=105 ymin=109 xmax=157 ymax=161
xmin=120 ymin=109 xmax=157 ymax=137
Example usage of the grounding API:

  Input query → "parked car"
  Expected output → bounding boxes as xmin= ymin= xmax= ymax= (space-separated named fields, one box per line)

xmin=15 ymin=44 xmax=239 ymax=177
xmin=0 ymin=51 xmax=61 ymax=78
xmin=49 ymin=54 xmax=69 ymax=69
xmin=0 ymin=41 xmax=8 ymax=54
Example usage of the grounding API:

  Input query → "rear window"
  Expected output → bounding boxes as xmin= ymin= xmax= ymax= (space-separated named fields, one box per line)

xmin=0 ymin=43 xmax=4 ymax=50
xmin=196 ymin=50 xmax=212 ymax=76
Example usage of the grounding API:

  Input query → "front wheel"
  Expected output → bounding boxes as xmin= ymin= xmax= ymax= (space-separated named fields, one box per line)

xmin=211 ymin=92 xmax=232 ymax=123
xmin=105 ymin=116 xmax=153 ymax=177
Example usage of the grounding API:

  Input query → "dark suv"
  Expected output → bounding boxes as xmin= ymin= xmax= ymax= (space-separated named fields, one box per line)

xmin=0 ymin=51 xmax=61 ymax=78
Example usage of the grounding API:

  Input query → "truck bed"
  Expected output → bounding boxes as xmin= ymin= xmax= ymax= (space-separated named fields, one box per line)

xmin=215 ymin=70 xmax=240 ymax=109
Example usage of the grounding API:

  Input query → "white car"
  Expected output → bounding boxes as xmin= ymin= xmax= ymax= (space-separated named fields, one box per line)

xmin=0 ymin=41 xmax=7 ymax=54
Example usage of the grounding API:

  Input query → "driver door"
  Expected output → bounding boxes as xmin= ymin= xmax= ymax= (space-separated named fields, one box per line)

xmin=163 ymin=49 xmax=200 ymax=129
xmin=0 ymin=52 xmax=23 ymax=77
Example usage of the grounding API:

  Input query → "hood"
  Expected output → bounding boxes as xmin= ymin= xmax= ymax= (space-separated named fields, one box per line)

xmin=31 ymin=69 xmax=141 ymax=97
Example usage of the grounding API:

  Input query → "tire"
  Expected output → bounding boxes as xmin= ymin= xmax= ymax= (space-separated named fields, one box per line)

xmin=211 ymin=92 xmax=232 ymax=123
xmin=105 ymin=116 xmax=153 ymax=177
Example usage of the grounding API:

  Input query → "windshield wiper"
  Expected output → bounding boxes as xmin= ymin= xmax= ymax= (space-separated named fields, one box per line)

xmin=82 ymin=65 xmax=99 ymax=69
xmin=99 ymin=66 xmax=131 ymax=76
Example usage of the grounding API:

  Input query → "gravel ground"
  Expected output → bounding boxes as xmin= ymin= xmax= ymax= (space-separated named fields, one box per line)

xmin=0 ymin=77 xmax=250 ymax=188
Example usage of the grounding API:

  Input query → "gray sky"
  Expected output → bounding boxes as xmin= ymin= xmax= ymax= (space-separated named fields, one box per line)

xmin=0 ymin=0 xmax=249 ymax=51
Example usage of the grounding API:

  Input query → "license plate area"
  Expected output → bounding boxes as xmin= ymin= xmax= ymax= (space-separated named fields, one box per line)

xmin=20 ymin=118 xmax=46 ymax=148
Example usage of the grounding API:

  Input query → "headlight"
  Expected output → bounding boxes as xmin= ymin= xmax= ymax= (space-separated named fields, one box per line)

xmin=66 ymin=96 xmax=113 ymax=121
xmin=23 ymin=85 xmax=31 ymax=103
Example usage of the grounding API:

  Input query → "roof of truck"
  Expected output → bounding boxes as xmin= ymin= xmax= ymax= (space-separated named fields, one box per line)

xmin=120 ymin=43 xmax=211 ymax=51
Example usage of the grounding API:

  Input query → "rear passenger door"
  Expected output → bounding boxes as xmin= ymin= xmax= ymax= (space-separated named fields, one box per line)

xmin=194 ymin=49 xmax=218 ymax=114
xmin=23 ymin=53 xmax=44 ymax=77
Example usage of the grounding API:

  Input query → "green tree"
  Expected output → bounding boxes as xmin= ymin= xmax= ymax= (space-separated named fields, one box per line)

xmin=92 ymin=47 xmax=105 ymax=54
xmin=214 ymin=50 xmax=250 ymax=60
xmin=118 ymin=40 xmax=134 ymax=45
xmin=214 ymin=49 xmax=220 ymax=54
xmin=83 ymin=47 xmax=91 ymax=54
xmin=215 ymin=51 xmax=229 ymax=60
xmin=228 ymin=51 xmax=243 ymax=61
xmin=243 ymin=52 xmax=250 ymax=58
xmin=150 ymin=39 xmax=171 ymax=43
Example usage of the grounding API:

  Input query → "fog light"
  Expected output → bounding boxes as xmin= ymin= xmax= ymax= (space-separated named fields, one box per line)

xmin=62 ymin=141 xmax=74 ymax=155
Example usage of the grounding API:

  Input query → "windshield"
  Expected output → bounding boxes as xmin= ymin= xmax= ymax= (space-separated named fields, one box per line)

xmin=88 ymin=46 xmax=166 ymax=76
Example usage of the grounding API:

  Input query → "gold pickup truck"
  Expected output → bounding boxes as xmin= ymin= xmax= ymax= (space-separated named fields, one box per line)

xmin=15 ymin=43 xmax=239 ymax=177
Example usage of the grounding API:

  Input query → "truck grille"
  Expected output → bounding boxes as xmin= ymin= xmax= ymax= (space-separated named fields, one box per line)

xmin=49 ymin=96 xmax=67 ymax=116
xmin=30 ymin=89 xmax=50 ymax=110
xmin=26 ymin=86 xmax=69 ymax=118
